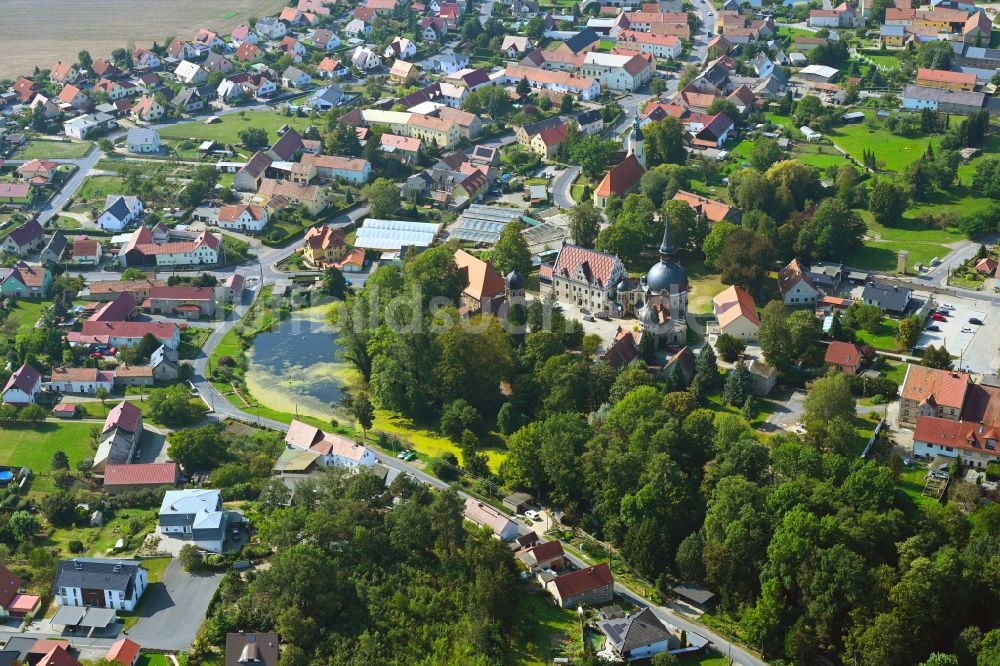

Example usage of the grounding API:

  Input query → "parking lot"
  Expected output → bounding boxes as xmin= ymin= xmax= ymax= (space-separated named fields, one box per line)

xmin=127 ymin=559 xmax=224 ymax=650
xmin=917 ymin=296 xmax=998 ymax=372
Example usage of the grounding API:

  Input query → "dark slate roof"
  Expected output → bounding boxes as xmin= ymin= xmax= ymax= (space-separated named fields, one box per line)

xmin=103 ymin=196 xmax=131 ymax=222
xmin=598 ymin=607 xmax=672 ymax=655
xmin=861 ymin=280 xmax=911 ymax=313
xmin=672 ymin=582 xmax=716 ymax=605
xmin=54 ymin=559 xmax=143 ymax=593
xmin=1 ymin=639 xmax=35 ymax=662
xmin=42 ymin=231 xmax=67 ymax=259
xmin=0 ymin=651 xmax=18 ymax=666
xmin=8 ymin=219 xmax=43 ymax=247
xmin=564 ymin=28 xmax=600 ymax=54
xmin=577 ymin=108 xmax=602 ymax=125
xmin=521 ymin=115 xmax=565 ymax=137
xmin=171 ymin=88 xmax=201 ymax=108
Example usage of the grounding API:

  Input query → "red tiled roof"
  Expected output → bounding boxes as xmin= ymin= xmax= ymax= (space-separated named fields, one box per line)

xmin=714 ymin=285 xmax=759 ymax=328
xmin=595 ymin=154 xmax=645 ymax=198
xmin=824 ymin=341 xmax=861 ymax=368
xmin=81 ymin=321 xmax=177 ymax=344
xmin=917 ymin=68 xmax=976 ymax=86
xmin=38 ymin=646 xmax=81 ymax=666
xmin=149 ymin=286 xmax=215 ymax=301
xmin=777 ymin=259 xmax=818 ymax=295
xmin=552 ymin=244 xmax=622 ymax=289
xmin=103 ymin=463 xmax=178 ymax=487
xmin=672 ymin=190 xmax=733 ymax=223
xmin=106 ymin=639 xmax=141 ymax=666
xmin=3 ymin=364 xmax=41 ymax=397
xmin=552 ymin=562 xmax=613 ymax=598
xmin=104 ymin=400 xmax=142 ymax=434
xmin=524 ymin=539 xmax=564 ymax=561
xmin=603 ymin=330 xmax=639 ymax=369
xmin=902 ymin=366 xmax=969 ymax=410
xmin=535 ymin=123 xmax=568 ymax=147
xmin=0 ymin=563 xmax=22 ymax=609
xmin=89 ymin=292 xmax=137 ymax=323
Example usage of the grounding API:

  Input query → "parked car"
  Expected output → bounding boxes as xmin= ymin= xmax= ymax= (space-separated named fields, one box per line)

xmin=932 ymin=313 xmax=947 ymax=322
xmin=969 ymin=317 xmax=984 ymax=325
xmin=397 ymin=449 xmax=411 ymax=459
xmin=962 ymin=327 xmax=974 ymax=334
xmin=525 ymin=510 xmax=542 ymax=521
xmin=595 ymin=311 xmax=610 ymax=320
xmin=926 ymin=324 xmax=940 ymax=332
xmin=583 ymin=315 xmax=596 ymax=322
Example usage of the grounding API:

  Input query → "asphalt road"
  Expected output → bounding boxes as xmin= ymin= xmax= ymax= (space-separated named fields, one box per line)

xmin=126 ymin=559 xmax=224 ymax=650
xmin=552 ymin=165 xmax=581 ymax=209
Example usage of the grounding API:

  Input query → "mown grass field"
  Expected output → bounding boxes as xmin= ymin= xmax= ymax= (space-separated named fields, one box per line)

xmin=78 ymin=175 xmax=127 ymax=202
xmin=514 ymin=592 xmax=582 ymax=666
xmin=14 ymin=139 xmax=92 ymax=159
xmin=3 ymin=299 xmax=48 ymax=338
xmin=43 ymin=508 xmax=159 ymax=558
xmin=157 ymin=111 xmax=315 ymax=145
xmin=854 ymin=319 xmax=900 ymax=351
xmin=373 ymin=410 xmax=506 ymax=472
xmin=847 ymin=214 xmax=964 ymax=272
xmin=829 ymin=122 xmax=936 ymax=173
xmin=0 ymin=423 xmax=96 ymax=494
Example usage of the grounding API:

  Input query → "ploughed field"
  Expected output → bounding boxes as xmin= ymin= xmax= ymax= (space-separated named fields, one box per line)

xmin=0 ymin=0 xmax=287 ymax=79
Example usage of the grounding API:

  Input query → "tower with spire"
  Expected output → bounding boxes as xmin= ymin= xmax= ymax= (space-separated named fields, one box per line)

xmin=637 ymin=217 xmax=688 ymax=347
xmin=627 ymin=111 xmax=645 ymax=168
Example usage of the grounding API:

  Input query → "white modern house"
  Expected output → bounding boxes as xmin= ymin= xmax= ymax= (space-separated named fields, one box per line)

xmin=126 ymin=127 xmax=160 ymax=154
xmin=284 ymin=420 xmax=377 ymax=470
xmin=158 ymin=489 xmax=240 ymax=553
xmin=97 ymin=196 xmax=144 ymax=232
xmin=1 ymin=364 xmax=42 ymax=406
xmin=54 ymin=559 xmax=148 ymax=611
xmin=217 ymin=204 xmax=268 ymax=232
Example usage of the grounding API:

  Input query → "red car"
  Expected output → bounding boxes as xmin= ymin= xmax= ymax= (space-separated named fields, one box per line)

xmin=932 ymin=313 xmax=947 ymax=322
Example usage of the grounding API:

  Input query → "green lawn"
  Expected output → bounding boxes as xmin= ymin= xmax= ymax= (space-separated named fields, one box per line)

xmin=876 ymin=358 xmax=909 ymax=385
xmin=136 ymin=654 xmax=171 ymax=666
xmin=78 ymin=175 xmax=127 ymax=202
xmin=0 ymin=423 xmax=97 ymax=494
xmin=44 ymin=509 xmax=159 ymax=559
xmin=514 ymin=592 xmax=583 ymax=665
xmin=2 ymin=299 xmax=48 ymax=339
xmin=794 ymin=151 xmax=851 ymax=170
xmin=157 ymin=111 xmax=315 ymax=145
xmin=899 ymin=466 xmax=941 ymax=508
xmin=685 ymin=259 xmax=727 ymax=315
xmin=828 ymin=121 xmax=936 ymax=173
xmin=854 ymin=320 xmax=900 ymax=351
xmin=846 ymin=214 xmax=963 ymax=272
xmin=179 ymin=327 xmax=211 ymax=360
xmin=373 ymin=410 xmax=506 ymax=471
xmin=15 ymin=139 xmax=92 ymax=159
xmin=858 ymin=50 xmax=901 ymax=71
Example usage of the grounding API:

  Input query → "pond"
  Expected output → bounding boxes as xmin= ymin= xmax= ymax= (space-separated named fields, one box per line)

xmin=245 ymin=304 xmax=359 ymax=420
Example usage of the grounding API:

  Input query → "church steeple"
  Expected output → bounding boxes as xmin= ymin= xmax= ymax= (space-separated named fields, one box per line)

xmin=627 ymin=111 xmax=645 ymax=167
xmin=659 ymin=214 xmax=675 ymax=260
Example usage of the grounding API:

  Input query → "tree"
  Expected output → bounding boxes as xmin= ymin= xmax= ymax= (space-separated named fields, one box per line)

xmin=650 ymin=77 xmax=667 ymax=96
xmin=716 ymin=229 xmax=775 ymax=290
xmin=121 ymin=268 xmax=147 ymax=281
xmin=167 ymin=424 xmax=229 ymax=471
xmin=516 ymin=76 xmax=530 ymax=95
xmin=496 ymin=402 xmax=523 ymax=436
xmin=715 ymin=333 xmax=747 ymax=363
xmin=367 ymin=178 xmax=400 ymax=218
xmin=559 ymin=93 xmax=574 ymax=114
xmin=569 ymin=202 xmax=602 ymax=247
xmin=350 ymin=391 xmax=375 ymax=438
xmin=95 ymin=387 xmax=108 ymax=415
xmin=696 ymin=344 xmax=719 ymax=387
xmin=321 ymin=266 xmax=347 ymax=300
xmin=651 ymin=652 xmax=679 ymax=666
xmin=439 ymin=398 xmax=480 ymax=440
xmin=759 ymin=301 xmax=792 ymax=371
xmin=869 ymin=179 xmax=908 ymax=226
xmin=20 ymin=404 xmax=47 ymax=424
xmin=77 ymin=50 xmax=93 ymax=70
xmin=644 ymin=116 xmax=686 ymax=167
xmin=750 ymin=136 xmax=782 ymax=171
xmin=923 ymin=344 xmax=953 ymax=370
xmin=803 ymin=370 xmax=855 ymax=425
xmin=9 ymin=511 xmax=40 ymax=543
xmin=238 ymin=127 xmax=268 ymax=151
xmin=51 ymin=450 xmax=69 ymax=471
xmin=179 ymin=544 xmax=204 ymax=572
xmin=492 ymin=219 xmax=532 ymax=276
xmin=702 ymin=220 xmax=739 ymax=270
xmin=724 ymin=359 xmax=752 ymax=407
xmin=897 ymin=316 xmax=922 ymax=351
xmin=917 ymin=40 xmax=954 ymax=70
xmin=571 ymin=135 xmax=617 ymax=180
xmin=41 ymin=492 xmax=78 ymax=526
xmin=149 ymin=385 xmax=205 ymax=426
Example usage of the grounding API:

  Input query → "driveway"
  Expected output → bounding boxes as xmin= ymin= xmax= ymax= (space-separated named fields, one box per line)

xmin=763 ymin=388 xmax=806 ymax=432
xmin=551 ymin=165 xmax=581 ymax=210
xmin=127 ymin=559 xmax=223 ymax=650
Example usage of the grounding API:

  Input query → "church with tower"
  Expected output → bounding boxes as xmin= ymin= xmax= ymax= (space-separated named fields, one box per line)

xmin=593 ymin=113 xmax=647 ymax=208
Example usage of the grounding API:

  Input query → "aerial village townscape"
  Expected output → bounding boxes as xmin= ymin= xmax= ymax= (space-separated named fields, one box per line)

xmin=5 ymin=0 xmax=1000 ymax=664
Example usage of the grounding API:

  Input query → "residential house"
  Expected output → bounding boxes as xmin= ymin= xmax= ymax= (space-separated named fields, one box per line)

xmin=63 ymin=112 xmax=115 ymax=139
xmin=71 ymin=320 xmax=179 ymax=350
xmin=517 ymin=541 xmax=566 ymax=573
xmin=256 ymin=17 xmax=288 ymax=40
xmin=334 ymin=248 xmax=366 ymax=272
xmin=385 ymin=37 xmax=417 ymax=60
xmin=57 ymin=84 xmax=90 ymax=111
xmin=581 ymin=52 xmax=654 ymax=92
xmin=501 ymin=65 xmax=601 ymax=101
xmin=1 ymin=364 xmax=41 ymax=406
xmin=454 ymin=249 xmax=506 ymax=313
xmin=167 ymin=38 xmax=198 ymax=60
xmin=284 ymin=420 xmax=377 ymax=468
xmin=419 ymin=17 xmax=448 ymax=41
xmin=689 ymin=112 xmax=735 ymax=149
xmin=312 ymin=29 xmax=341 ymax=51
xmin=903 ymin=84 xmax=987 ymax=115
xmin=97 ymin=196 xmax=144 ymax=232
xmin=380 ymin=134 xmax=422 ymax=165
xmin=616 ymin=30 xmax=682 ymax=59
xmin=118 ymin=227 xmax=221 ymax=268
xmin=778 ymin=258 xmax=823 ymax=305
xmin=53 ymin=559 xmax=147 ymax=611
xmin=317 ymin=58 xmax=349 ymax=79
xmin=861 ymin=279 xmax=912 ymax=314
xmin=281 ymin=66 xmax=311 ymax=89
xmin=598 ymin=607 xmax=677 ymax=661
xmin=463 ymin=498 xmax=518 ymax=540
xmin=92 ymin=400 xmax=143 ymax=474
xmin=203 ymin=54 xmax=234 ymax=75
xmin=0 ymin=219 xmax=45 ymax=256
xmin=131 ymin=49 xmax=161 ymax=69
xmin=147 ymin=286 xmax=217 ymax=318
xmin=344 ymin=18 xmax=372 ymax=39
xmin=235 ymin=152 xmax=272 ymax=192
xmin=235 ymin=43 xmax=265 ymax=64
xmin=218 ymin=204 xmax=268 ymax=232
xmin=0 ymin=263 xmax=51 ymax=299
xmin=17 ymin=160 xmax=57 ymax=185
xmin=158 ymin=489 xmax=240 ymax=552
xmin=0 ymin=563 xmax=39 ymax=618
xmin=40 ymin=231 xmax=68 ymax=264
xmin=258 ymin=179 xmax=331 ymax=216
xmin=552 ymin=28 xmax=601 ymax=57
xmin=278 ymin=37 xmax=308 ymax=62
xmin=975 ymin=256 xmax=998 ymax=274
xmin=825 ymin=341 xmax=863 ymax=375
xmin=49 ymin=61 xmax=80 ymax=84
xmin=713 ymin=285 xmax=759 ymax=340
xmin=170 ymin=88 xmax=205 ymax=114
xmin=501 ymin=36 xmax=534 ymax=58
xmin=351 ymin=46 xmax=382 ymax=70
xmin=174 ymin=61 xmax=207 ymax=86
xmin=302 ymin=226 xmax=347 ymax=268
xmin=899 ymin=365 xmax=970 ymax=428
xmin=130 ymin=96 xmax=165 ymax=123
xmin=127 ymin=128 xmax=160 ymax=154
xmin=12 ymin=77 xmax=40 ymax=102
xmin=225 ymin=634 xmax=279 ymax=666
xmin=46 ymin=368 xmax=114 ymax=395
xmin=545 ymin=562 xmax=614 ymax=608
xmin=577 ymin=108 xmax=603 ymax=134
xmin=231 ymin=24 xmax=258 ymax=46
xmin=389 ymin=60 xmax=419 ymax=84
xmin=71 ymin=238 xmax=104 ymax=265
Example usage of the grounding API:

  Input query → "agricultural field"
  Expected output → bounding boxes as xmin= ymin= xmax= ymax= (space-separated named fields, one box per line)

xmin=157 ymin=111 xmax=316 ymax=146
xmin=0 ymin=0 xmax=287 ymax=79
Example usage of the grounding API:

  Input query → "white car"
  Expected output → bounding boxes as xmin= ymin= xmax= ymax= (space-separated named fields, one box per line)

xmin=525 ymin=510 xmax=542 ymax=522
xmin=961 ymin=327 xmax=974 ymax=334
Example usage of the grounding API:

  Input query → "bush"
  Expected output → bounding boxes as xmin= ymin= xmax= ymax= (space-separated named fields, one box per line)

xmin=847 ymin=375 xmax=899 ymax=398
xmin=68 ymin=540 xmax=84 ymax=554
xmin=429 ymin=453 xmax=461 ymax=482
xmin=987 ymin=461 xmax=1000 ymax=481
xmin=715 ymin=334 xmax=747 ymax=363
xmin=242 ymin=543 xmax=272 ymax=560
